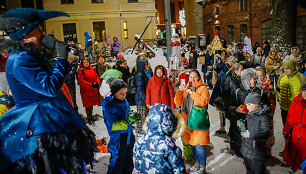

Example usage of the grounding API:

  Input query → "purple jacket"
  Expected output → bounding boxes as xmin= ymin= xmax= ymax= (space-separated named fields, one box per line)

xmin=112 ymin=36 xmax=121 ymax=52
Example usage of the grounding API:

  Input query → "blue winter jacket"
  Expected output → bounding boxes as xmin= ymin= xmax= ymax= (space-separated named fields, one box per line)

xmin=102 ymin=96 xmax=132 ymax=166
xmin=133 ymin=103 xmax=186 ymax=174
xmin=84 ymin=32 xmax=92 ymax=48
xmin=201 ymin=52 xmax=214 ymax=73
xmin=135 ymin=60 xmax=148 ymax=106
xmin=0 ymin=51 xmax=88 ymax=171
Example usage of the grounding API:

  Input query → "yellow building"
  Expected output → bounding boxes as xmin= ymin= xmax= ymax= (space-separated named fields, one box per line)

xmin=43 ymin=0 xmax=157 ymax=51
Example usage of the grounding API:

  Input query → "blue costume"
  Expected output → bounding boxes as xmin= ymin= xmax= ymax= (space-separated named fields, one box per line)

xmin=133 ymin=104 xmax=186 ymax=174
xmin=102 ymin=96 xmax=135 ymax=174
xmin=0 ymin=8 xmax=95 ymax=173
xmin=84 ymin=32 xmax=93 ymax=62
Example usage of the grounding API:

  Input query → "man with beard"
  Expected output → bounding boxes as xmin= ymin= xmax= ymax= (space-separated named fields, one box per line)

xmin=0 ymin=8 xmax=95 ymax=173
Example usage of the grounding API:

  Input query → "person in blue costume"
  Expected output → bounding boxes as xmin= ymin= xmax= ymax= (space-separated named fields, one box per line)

xmin=102 ymin=78 xmax=141 ymax=174
xmin=84 ymin=32 xmax=93 ymax=63
xmin=0 ymin=8 xmax=95 ymax=173
xmin=134 ymin=103 xmax=186 ymax=174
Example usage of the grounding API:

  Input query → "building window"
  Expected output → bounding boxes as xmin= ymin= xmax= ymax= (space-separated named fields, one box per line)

xmin=296 ymin=16 xmax=306 ymax=51
xmin=0 ymin=0 xmax=7 ymax=11
xmin=261 ymin=19 xmax=272 ymax=45
xmin=228 ymin=25 xmax=234 ymax=44
xmin=128 ymin=0 xmax=138 ymax=3
xmin=269 ymin=0 xmax=273 ymax=7
xmin=92 ymin=0 xmax=103 ymax=3
xmin=170 ymin=2 xmax=176 ymax=23
xmin=21 ymin=0 xmax=34 ymax=8
xmin=61 ymin=0 xmax=74 ymax=4
xmin=215 ymin=26 xmax=221 ymax=37
xmin=215 ymin=6 xmax=220 ymax=15
xmin=239 ymin=0 xmax=247 ymax=11
xmin=93 ymin=21 xmax=106 ymax=42
xmin=123 ymin=21 xmax=128 ymax=39
xmin=63 ymin=23 xmax=77 ymax=43
xmin=240 ymin=24 xmax=247 ymax=43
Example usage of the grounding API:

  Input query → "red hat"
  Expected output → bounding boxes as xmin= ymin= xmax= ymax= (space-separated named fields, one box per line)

xmin=215 ymin=30 xmax=218 ymax=37
xmin=179 ymin=73 xmax=189 ymax=85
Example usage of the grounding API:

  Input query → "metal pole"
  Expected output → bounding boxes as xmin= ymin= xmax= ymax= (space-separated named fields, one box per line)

xmin=249 ymin=0 xmax=252 ymax=39
xmin=164 ymin=0 xmax=172 ymax=69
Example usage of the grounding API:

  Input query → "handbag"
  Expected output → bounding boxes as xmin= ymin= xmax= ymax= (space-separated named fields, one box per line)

xmin=187 ymin=105 xmax=210 ymax=131
xmin=199 ymin=56 xmax=205 ymax=64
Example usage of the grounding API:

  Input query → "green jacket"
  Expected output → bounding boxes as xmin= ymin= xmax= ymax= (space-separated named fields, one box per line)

xmin=277 ymin=71 xmax=306 ymax=111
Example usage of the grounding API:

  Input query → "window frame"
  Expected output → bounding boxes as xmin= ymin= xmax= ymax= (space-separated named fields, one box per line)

xmin=93 ymin=21 xmax=106 ymax=42
xmin=61 ymin=0 xmax=74 ymax=4
xmin=239 ymin=0 xmax=248 ymax=11
xmin=123 ymin=21 xmax=128 ymax=39
xmin=240 ymin=24 xmax=247 ymax=43
xmin=227 ymin=25 xmax=235 ymax=44
xmin=62 ymin=23 xmax=78 ymax=43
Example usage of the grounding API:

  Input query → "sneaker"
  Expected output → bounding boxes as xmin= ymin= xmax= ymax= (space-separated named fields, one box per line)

xmin=190 ymin=166 xmax=206 ymax=174
xmin=189 ymin=162 xmax=200 ymax=172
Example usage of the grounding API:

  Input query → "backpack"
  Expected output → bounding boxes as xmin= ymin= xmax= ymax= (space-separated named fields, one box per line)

xmin=127 ymin=76 xmax=137 ymax=94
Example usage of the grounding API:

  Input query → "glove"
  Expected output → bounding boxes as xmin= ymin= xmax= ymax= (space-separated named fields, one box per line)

xmin=241 ymin=130 xmax=250 ymax=138
xmin=42 ymin=36 xmax=57 ymax=50
xmin=55 ymin=41 xmax=69 ymax=60
xmin=42 ymin=36 xmax=69 ymax=60
xmin=91 ymin=82 xmax=99 ymax=88
xmin=124 ymin=111 xmax=142 ymax=124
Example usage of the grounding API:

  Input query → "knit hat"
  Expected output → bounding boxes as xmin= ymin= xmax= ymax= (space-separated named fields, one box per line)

xmin=110 ymin=79 xmax=128 ymax=95
xmin=282 ymin=59 xmax=296 ymax=71
xmin=227 ymin=56 xmax=238 ymax=64
xmin=101 ymin=69 xmax=122 ymax=79
xmin=245 ymin=92 xmax=261 ymax=105
xmin=302 ymin=84 xmax=306 ymax=91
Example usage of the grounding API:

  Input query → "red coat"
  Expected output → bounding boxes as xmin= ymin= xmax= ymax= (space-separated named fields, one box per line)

xmin=77 ymin=64 xmax=100 ymax=107
xmin=146 ymin=65 xmax=175 ymax=109
xmin=283 ymin=93 xmax=306 ymax=170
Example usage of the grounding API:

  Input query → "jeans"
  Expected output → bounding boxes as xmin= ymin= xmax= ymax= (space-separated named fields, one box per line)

xmin=87 ymin=46 xmax=93 ymax=62
xmin=269 ymin=74 xmax=279 ymax=87
xmin=191 ymin=145 xmax=206 ymax=166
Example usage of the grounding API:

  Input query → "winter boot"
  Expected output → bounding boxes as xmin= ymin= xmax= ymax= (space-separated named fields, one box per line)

xmin=85 ymin=107 xmax=94 ymax=125
xmin=189 ymin=162 xmax=200 ymax=172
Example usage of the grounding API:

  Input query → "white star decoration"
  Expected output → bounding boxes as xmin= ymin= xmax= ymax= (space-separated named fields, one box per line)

xmin=0 ymin=97 xmax=7 ymax=101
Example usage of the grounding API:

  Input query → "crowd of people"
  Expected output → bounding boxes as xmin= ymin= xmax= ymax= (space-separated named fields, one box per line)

xmin=0 ymin=8 xmax=306 ymax=174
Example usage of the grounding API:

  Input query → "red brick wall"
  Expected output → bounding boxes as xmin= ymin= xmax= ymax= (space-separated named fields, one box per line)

xmin=202 ymin=0 xmax=306 ymax=46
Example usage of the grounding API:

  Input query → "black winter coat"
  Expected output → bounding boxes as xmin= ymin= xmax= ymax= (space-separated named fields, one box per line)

xmin=241 ymin=106 xmax=270 ymax=160
xmin=222 ymin=71 xmax=245 ymax=120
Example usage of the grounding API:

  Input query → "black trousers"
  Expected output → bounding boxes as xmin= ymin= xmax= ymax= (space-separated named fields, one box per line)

xmin=244 ymin=157 xmax=265 ymax=174
xmin=281 ymin=108 xmax=288 ymax=126
xmin=107 ymin=132 xmax=135 ymax=174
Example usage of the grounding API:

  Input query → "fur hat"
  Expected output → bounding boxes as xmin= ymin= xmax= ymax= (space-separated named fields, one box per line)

xmin=110 ymin=79 xmax=128 ymax=95
xmin=0 ymin=8 xmax=69 ymax=41
xmin=282 ymin=59 xmax=296 ymax=71
xmin=241 ymin=68 xmax=259 ymax=90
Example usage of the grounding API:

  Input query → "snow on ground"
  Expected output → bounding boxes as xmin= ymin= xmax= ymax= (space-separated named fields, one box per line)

xmin=75 ymin=49 xmax=302 ymax=173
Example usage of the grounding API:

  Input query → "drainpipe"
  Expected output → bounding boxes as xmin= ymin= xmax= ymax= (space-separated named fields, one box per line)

xmin=249 ymin=0 xmax=252 ymax=40
xmin=164 ymin=0 xmax=172 ymax=69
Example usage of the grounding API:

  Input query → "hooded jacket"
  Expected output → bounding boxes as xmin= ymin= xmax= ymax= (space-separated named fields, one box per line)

xmin=84 ymin=32 xmax=92 ymax=48
xmin=265 ymin=51 xmax=282 ymax=75
xmin=277 ymin=60 xmax=306 ymax=111
xmin=112 ymin=36 xmax=121 ymax=52
xmin=240 ymin=106 xmax=270 ymax=160
xmin=135 ymin=60 xmax=149 ymax=106
xmin=133 ymin=104 xmax=186 ymax=174
xmin=283 ymin=93 xmax=306 ymax=170
xmin=102 ymin=96 xmax=132 ymax=167
xmin=146 ymin=65 xmax=175 ymax=109
xmin=77 ymin=64 xmax=100 ymax=107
